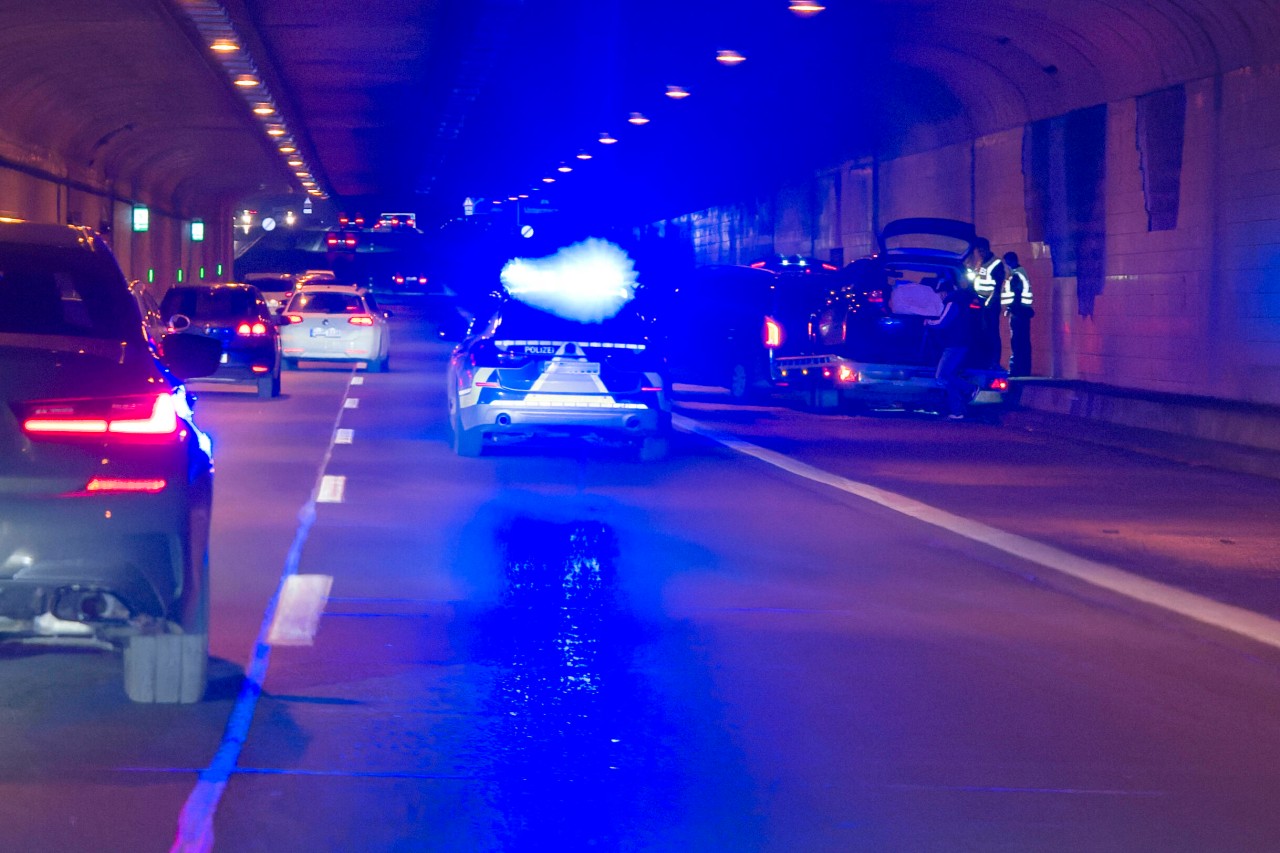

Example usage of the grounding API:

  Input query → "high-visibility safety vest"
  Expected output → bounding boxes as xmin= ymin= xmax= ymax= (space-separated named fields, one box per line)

xmin=970 ymin=256 xmax=1002 ymax=305
xmin=1002 ymin=266 xmax=1033 ymax=309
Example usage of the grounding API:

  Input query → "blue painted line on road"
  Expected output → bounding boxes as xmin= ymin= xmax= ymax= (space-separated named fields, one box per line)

xmin=171 ymin=373 xmax=357 ymax=853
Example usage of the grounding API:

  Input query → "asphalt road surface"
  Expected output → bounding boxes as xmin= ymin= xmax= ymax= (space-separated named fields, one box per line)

xmin=3 ymin=296 xmax=1280 ymax=852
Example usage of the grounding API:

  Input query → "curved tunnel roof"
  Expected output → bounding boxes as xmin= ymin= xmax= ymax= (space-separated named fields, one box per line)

xmin=1 ymin=0 xmax=1277 ymax=222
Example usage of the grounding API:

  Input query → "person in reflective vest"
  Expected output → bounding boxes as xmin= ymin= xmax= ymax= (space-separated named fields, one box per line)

xmin=1001 ymin=251 xmax=1034 ymax=376
xmin=965 ymin=238 xmax=1005 ymax=368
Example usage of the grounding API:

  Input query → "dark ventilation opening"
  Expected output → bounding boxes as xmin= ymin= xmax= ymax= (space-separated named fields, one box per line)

xmin=1022 ymin=104 xmax=1108 ymax=316
xmin=1136 ymin=85 xmax=1186 ymax=233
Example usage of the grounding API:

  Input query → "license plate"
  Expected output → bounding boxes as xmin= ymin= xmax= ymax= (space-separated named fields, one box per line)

xmin=552 ymin=361 xmax=600 ymax=374
xmin=310 ymin=328 xmax=340 ymax=338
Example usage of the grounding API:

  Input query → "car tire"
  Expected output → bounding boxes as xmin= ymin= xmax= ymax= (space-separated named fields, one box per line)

xmin=257 ymin=373 xmax=280 ymax=398
xmin=729 ymin=362 xmax=751 ymax=399
xmin=368 ymin=354 xmax=389 ymax=373
xmin=636 ymin=434 xmax=669 ymax=462
xmin=283 ymin=357 xmax=300 ymax=371
xmin=450 ymin=403 xmax=483 ymax=457
xmin=123 ymin=631 xmax=208 ymax=703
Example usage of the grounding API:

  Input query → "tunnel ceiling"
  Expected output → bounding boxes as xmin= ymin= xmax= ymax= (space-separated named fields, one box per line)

xmin=2 ymin=0 xmax=1278 ymax=225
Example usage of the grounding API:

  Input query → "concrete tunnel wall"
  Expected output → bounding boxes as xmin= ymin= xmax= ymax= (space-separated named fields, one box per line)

xmin=658 ymin=62 xmax=1280 ymax=408
xmin=0 ymin=158 xmax=236 ymax=309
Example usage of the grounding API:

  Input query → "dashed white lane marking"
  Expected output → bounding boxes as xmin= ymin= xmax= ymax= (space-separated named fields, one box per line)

xmin=173 ymin=375 xmax=355 ymax=853
xmin=335 ymin=428 xmax=354 ymax=445
xmin=344 ymin=397 xmax=359 ymax=409
xmin=350 ymin=376 xmax=364 ymax=385
xmin=317 ymin=474 xmax=345 ymax=503
xmin=266 ymin=574 xmax=334 ymax=646
xmin=673 ymin=413 xmax=1280 ymax=651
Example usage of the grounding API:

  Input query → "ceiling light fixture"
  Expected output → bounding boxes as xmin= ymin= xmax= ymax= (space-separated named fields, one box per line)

xmin=278 ymin=143 xmax=297 ymax=154
xmin=665 ymin=85 xmax=691 ymax=100
xmin=266 ymin=125 xmax=286 ymax=137
xmin=788 ymin=1 xmax=826 ymax=16
xmin=233 ymin=74 xmax=259 ymax=87
xmin=598 ymin=131 xmax=618 ymax=144
xmin=557 ymin=164 xmax=573 ymax=173
xmin=210 ymin=38 xmax=238 ymax=52
xmin=287 ymin=157 xmax=303 ymax=167
xmin=628 ymin=112 xmax=650 ymax=126
xmin=542 ymin=177 xmax=556 ymax=183
xmin=716 ymin=50 xmax=746 ymax=66
xmin=252 ymin=103 xmax=275 ymax=116
xmin=576 ymin=151 xmax=593 ymax=160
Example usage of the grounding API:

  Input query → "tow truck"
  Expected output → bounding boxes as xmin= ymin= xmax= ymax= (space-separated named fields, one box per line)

xmin=769 ymin=218 xmax=1012 ymax=417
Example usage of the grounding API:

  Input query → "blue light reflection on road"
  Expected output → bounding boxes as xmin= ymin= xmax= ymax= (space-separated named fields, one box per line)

xmin=467 ymin=516 xmax=677 ymax=850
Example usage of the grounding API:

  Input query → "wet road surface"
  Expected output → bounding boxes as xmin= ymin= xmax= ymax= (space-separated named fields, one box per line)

xmin=3 ymin=296 xmax=1280 ymax=852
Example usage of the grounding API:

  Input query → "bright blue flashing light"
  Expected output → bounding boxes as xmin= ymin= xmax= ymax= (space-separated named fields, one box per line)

xmin=500 ymin=238 xmax=638 ymax=323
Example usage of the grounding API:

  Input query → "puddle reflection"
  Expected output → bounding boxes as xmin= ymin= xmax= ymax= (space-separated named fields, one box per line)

xmin=467 ymin=516 xmax=676 ymax=850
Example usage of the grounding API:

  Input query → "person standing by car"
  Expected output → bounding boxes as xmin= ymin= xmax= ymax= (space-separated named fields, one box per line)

xmin=966 ymin=238 xmax=1006 ymax=368
xmin=1001 ymin=251 xmax=1035 ymax=376
xmin=925 ymin=276 xmax=982 ymax=419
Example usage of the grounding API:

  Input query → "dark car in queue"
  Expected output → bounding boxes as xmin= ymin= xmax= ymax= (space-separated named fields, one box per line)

xmin=0 ymin=221 xmax=222 ymax=703
xmin=161 ymin=282 xmax=283 ymax=398
xmin=447 ymin=298 xmax=672 ymax=459
xmin=655 ymin=262 xmax=830 ymax=400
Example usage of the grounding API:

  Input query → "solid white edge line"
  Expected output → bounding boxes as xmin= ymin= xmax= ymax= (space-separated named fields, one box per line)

xmin=672 ymin=413 xmax=1280 ymax=650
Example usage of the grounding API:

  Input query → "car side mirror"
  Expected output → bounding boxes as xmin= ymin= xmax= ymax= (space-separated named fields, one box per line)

xmin=159 ymin=332 xmax=222 ymax=379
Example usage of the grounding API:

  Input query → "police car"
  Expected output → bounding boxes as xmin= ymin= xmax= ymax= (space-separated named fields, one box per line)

xmin=446 ymin=298 xmax=672 ymax=459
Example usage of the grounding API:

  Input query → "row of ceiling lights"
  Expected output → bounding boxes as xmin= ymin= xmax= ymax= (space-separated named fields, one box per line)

xmin=174 ymin=0 xmax=327 ymax=201
xmin=489 ymin=0 xmax=825 ymax=208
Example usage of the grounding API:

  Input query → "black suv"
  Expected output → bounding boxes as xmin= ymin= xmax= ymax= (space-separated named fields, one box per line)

xmin=1 ymin=222 xmax=222 ymax=702
xmin=161 ymin=283 xmax=283 ymax=398
xmin=654 ymin=263 xmax=830 ymax=399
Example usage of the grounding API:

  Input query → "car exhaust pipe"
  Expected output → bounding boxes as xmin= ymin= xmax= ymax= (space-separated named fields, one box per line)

xmin=624 ymin=416 xmax=641 ymax=430
xmin=495 ymin=412 xmax=512 ymax=427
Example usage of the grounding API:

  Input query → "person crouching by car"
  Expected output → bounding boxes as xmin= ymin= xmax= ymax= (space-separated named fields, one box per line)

xmin=926 ymin=275 xmax=982 ymax=420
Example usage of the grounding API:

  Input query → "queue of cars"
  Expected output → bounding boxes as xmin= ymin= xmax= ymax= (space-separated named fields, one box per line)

xmin=0 ymin=219 xmax=400 ymax=704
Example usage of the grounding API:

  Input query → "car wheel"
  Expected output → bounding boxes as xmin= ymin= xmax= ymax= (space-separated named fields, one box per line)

xmin=368 ymin=355 xmax=389 ymax=373
xmin=635 ymin=434 xmax=669 ymax=462
xmin=729 ymin=362 xmax=751 ymax=399
xmin=284 ymin=357 xmax=300 ymax=371
xmin=123 ymin=631 xmax=208 ymax=703
xmin=257 ymin=373 xmax=280 ymax=398
xmin=450 ymin=401 xmax=483 ymax=457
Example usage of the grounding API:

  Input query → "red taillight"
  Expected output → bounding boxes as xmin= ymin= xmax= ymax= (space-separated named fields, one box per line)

xmin=236 ymin=321 xmax=269 ymax=336
xmin=84 ymin=477 xmax=167 ymax=494
xmin=394 ymin=275 xmax=405 ymax=284
xmin=22 ymin=394 xmax=180 ymax=439
xmin=763 ymin=316 xmax=784 ymax=348
xmin=285 ymin=314 xmax=304 ymax=324
xmin=838 ymin=364 xmax=858 ymax=383
xmin=326 ymin=234 xmax=338 ymax=247
xmin=989 ymin=377 xmax=1010 ymax=392
xmin=348 ymin=316 xmax=374 ymax=326
xmin=344 ymin=236 xmax=357 ymax=248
